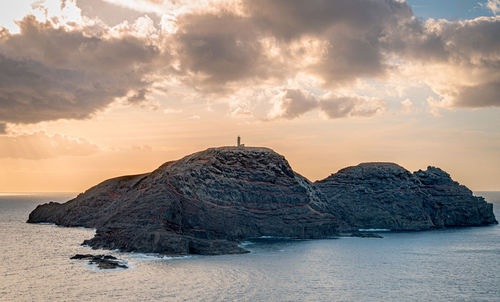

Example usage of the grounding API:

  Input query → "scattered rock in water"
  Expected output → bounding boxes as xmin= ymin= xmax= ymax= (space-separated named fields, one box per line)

xmin=70 ymin=254 xmax=127 ymax=269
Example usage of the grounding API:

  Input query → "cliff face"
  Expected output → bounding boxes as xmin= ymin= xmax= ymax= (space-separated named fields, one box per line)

xmin=315 ymin=163 xmax=433 ymax=230
xmin=315 ymin=163 xmax=497 ymax=230
xmin=28 ymin=147 xmax=497 ymax=255
xmin=28 ymin=147 xmax=339 ymax=255
xmin=415 ymin=167 xmax=497 ymax=227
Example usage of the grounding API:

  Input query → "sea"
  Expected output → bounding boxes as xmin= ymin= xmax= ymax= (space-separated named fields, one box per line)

xmin=1 ymin=192 xmax=499 ymax=302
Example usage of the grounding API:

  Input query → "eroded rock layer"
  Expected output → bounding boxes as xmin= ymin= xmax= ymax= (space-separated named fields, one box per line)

xmin=28 ymin=147 xmax=339 ymax=255
xmin=315 ymin=163 xmax=497 ymax=230
xmin=28 ymin=147 xmax=497 ymax=255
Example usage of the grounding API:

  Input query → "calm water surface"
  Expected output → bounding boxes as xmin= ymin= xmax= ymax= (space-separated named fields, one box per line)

xmin=1 ymin=192 xmax=499 ymax=301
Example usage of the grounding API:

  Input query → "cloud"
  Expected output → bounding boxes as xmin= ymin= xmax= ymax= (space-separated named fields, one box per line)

xmin=268 ymin=89 xmax=318 ymax=119
xmin=453 ymin=81 xmax=500 ymax=107
xmin=483 ymin=0 xmax=500 ymax=15
xmin=168 ymin=0 xmax=500 ymax=108
xmin=319 ymin=95 xmax=386 ymax=118
xmin=76 ymin=0 xmax=158 ymax=26
xmin=403 ymin=17 xmax=500 ymax=108
xmin=172 ymin=12 xmax=279 ymax=92
xmin=0 ymin=15 xmax=166 ymax=125
xmin=127 ymin=88 xmax=149 ymax=103
xmin=0 ymin=123 xmax=6 ymax=134
xmin=242 ymin=0 xmax=414 ymax=86
xmin=0 ymin=131 xmax=101 ymax=159
xmin=167 ymin=0 xmax=415 ymax=91
xmin=163 ymin=108 xmax=182 ymax=114
xmin=96 ymin=0 xmax=241 ymax=16
xmin=426 ymin=96 xmax=444 ymax=117
xmin=268 ymin=89 xmax=386 ymax=120
xmin=0 ymin=0 xmax=499 ymax=125
xmin=243 ymin=0 xmax=412 ymax=40
xmin=400 ymin=99 xmax=413 ymax=114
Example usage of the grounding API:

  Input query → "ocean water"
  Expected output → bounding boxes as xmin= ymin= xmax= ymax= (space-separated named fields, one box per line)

xmin=1 ymin=192 xmax=499 ymax=302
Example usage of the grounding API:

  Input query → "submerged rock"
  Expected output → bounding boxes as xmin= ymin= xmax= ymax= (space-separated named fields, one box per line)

xmin=28 ymin=147 xmax=497 ymax=256
xmin=70 ymin=254 xmax=127 ymax=269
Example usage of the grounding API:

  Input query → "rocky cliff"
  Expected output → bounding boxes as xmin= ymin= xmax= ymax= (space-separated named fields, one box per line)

xmin=28 ymin=147 xmax=497 ymax=255
xmin=28 ymin=147 xmax=339 ymax=255
xmin=315 ymin=163 xmax=497 ymax=230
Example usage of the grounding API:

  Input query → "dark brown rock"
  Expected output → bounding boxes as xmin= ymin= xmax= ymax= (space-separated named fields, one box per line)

xmin=415 ymin=166 xmax=497 ymax=227
xmin=29 ymin=147 xmax=339 ymax=255
xmin=70 ymin=254 xmax=127 ymax=269
xmin=315 ymin=163 xmax=497 ymax=231
xmin=28 ymin=148 xmax=497 ymax=256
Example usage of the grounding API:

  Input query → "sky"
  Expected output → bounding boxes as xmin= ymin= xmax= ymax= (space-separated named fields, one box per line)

xmin=0 ymin=0 xmax=499 ymax=192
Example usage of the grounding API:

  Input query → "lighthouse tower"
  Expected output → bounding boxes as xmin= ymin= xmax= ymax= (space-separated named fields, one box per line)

xmin=237 ymin=136 xmax=244 ymax=147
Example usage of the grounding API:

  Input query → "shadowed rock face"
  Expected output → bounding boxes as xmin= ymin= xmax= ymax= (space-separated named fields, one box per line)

xmin=415 ymin=167 xmax=497 ymax=227
xmin=28 ymin=148 xmax=497 ymax=255
xmin=315 ymin=163 xmax=497 ymax=230
xmin=28 ymin=147 xmax=339 ymax=255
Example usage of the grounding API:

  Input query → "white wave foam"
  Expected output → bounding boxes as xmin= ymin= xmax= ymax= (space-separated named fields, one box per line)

xmin=127 ymin=253 xmax=193 ymax=262
xmin=238 ymin=241 xmax=255 ymax=247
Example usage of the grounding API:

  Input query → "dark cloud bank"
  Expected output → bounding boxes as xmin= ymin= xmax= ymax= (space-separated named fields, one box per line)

xmin=0 ymin=16 xmax=165 ymax=125
xmin=0 ymin=0 xmax=498 ymax=127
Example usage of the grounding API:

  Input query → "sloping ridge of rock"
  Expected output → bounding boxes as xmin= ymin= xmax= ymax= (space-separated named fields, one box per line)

xmin=28 ymin=148 xmax=497 ymax=256
xmin=28 ymin=147 xmax=339 ymax=255
xmin=315 ymin=162 xmax=497 ymax=230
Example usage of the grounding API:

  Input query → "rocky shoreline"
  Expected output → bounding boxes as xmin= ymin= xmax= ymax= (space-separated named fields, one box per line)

xmin=28 ymin=146 xmax=497 ymax=256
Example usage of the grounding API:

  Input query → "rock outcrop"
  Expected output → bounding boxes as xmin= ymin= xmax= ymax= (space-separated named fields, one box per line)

xmin=28 ymin=147 xmax=497 ymax=255
xmin=28 ymin=147 xmax=339 ymax=255
xmin=70 ymin=254 xmax=128 ymax=269
xmin=415 ymin=167 xmax=497 ymax=227
xmin=315 ymin=162 xmax=497 ymax=230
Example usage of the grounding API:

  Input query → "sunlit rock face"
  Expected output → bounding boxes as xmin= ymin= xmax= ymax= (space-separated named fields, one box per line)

xmin=28 ymin=148 xmax=497 ymax=255
xmin=315 ymin=163 xmax=497 ymax=230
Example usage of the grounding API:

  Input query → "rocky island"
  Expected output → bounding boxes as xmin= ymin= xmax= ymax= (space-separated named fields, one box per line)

xmin=28 ymin=146 xmax=497 ymax=256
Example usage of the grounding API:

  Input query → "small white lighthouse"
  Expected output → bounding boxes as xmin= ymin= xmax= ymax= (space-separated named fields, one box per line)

xmin=237 ymin=136 xmax=244 ymax=147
